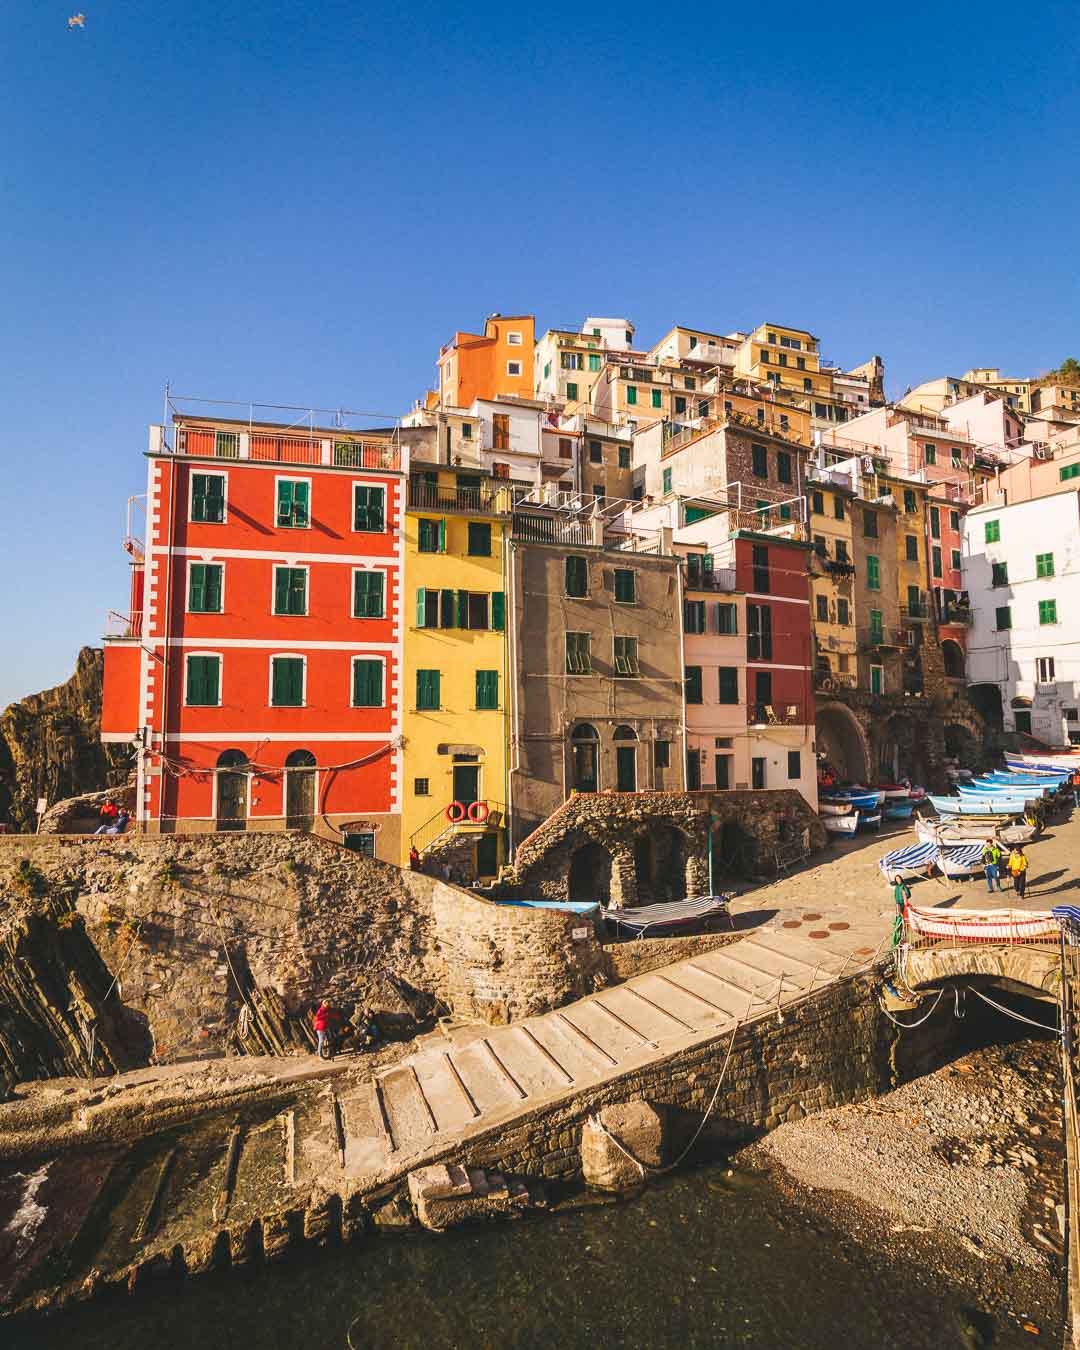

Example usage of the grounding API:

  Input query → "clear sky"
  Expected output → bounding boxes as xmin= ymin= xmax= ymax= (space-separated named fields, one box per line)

xmin=1 ymin=0 xmax=1077 ymax=708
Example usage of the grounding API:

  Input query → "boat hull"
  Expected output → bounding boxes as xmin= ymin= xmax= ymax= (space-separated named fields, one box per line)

xmin=884 ymin=802 xmax=915 ymax=820
xmin=823 ymin=813 xmax=859 ymax=834
xmin=927 ymin=795 xmax=1029 ymax=815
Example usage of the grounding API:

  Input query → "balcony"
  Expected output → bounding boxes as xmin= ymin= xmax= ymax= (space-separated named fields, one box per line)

xmin=865 ymin=628 xmax=905 ymax=650
xmin=683 ymin=561 xmax=738 ymax=592
xmin=747 ymin=702 xmax=805 ymax=727
xmin=940 ymin=604 xmax=973 ymax=626
xmin=823 ymin=557 xmax=856 ymax=576
xmin=511 ymin=511 xmax=596 ymax=546
xmin=174 ymin=423 xmax=401 ymax=472
xmin=814 ymin=671 xmax=857 ymax=692
xmin=104 ymin=610 xmax=143 ymax=639
xmin=409 ymin=481 xmax=508 ymax=514
xmin=901 ymin=602 xmax=930 ymax=623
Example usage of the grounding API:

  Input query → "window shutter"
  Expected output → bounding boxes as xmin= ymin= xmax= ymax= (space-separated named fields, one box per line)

xmin=293 ymin=481 xmax=309 ymax=526
xmin=206 ymin=657 xmax=219 ymax=704
xmin=438 ymin=518 xmax=447 ymax=553
xmin=277 ymin=480 xmax=294 ymax=524
xmin=205 ymin=565 xmax=221 ymax=612
xmin=440 ymin=589 xmax=456 ymax=627
xmin=354 ymin=660 xmax=382 ymax=707
xmin=275 ymin=569 xmax=290 ymax=613
xmin=456 ymin=590 xmax=469 ymax=628
xmin=416 ymin=588 xmax=428 ymax=627
xmin=491 ymin=591 xmax=505 ymax=631
xmin=190 ymin=565 xmax=206 ymax=611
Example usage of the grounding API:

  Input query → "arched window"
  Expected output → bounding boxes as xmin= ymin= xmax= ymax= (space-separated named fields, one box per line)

xmin=217 ymin=749 xmax=249 ymax=769
xmin=571 ymin=723 xmax=599 ymax=741
xmin=285 ymin=749 xmax=316 ymax=830
xmin=285 ymin=749 xmax=316 ymax=768
xmin=570 ymin=724 xmax=599 ymax=793
xmin=215 ymin=750 xmax=249 ymax=830
xmin=613 ymin=724 xmax=638 ymax=741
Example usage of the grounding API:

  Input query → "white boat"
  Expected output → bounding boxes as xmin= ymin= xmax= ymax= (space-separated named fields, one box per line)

xmin=916 ymin=817 xmax=1039 ymax=848
xmin=819 ymin=801 xmax=854 ymax=816
xmin=1005 ymin=751 xmax=1080 ymax=773
xmin=859 ymin=811 xmax=883 ymax=829
xmin=937 ymin=845 xmax=988 ymax=879
xmin=823 ymin=811 xmax=859 ymax=835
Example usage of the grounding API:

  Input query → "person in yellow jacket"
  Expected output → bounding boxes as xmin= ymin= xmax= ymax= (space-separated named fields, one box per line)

xmin=1007 ymin=846 xmax=1028 ymax=900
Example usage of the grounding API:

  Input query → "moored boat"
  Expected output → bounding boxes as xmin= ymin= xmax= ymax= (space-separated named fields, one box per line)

xmin=859 ymin=811 xmax=883 ymax=829
xmin=883 ymin=800 xmax=915 ymax=820
xmin=819 ymin=800 xmax=854 ymax=816
xmin=936 ymin=844 xmax=988 ymax=879
xmin=927 ymin=794 xmax=1030 ymax=815
xmin=823 ymin=811 xmax=859 ymax=835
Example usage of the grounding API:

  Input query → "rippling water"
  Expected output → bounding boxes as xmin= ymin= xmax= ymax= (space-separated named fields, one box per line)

xmin=10 ymin=1154 xmax=1053 ymax=1350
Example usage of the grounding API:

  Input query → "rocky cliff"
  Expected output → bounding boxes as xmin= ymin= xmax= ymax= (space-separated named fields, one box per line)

xmin=0 ymin=648 xmax=130 ymax=833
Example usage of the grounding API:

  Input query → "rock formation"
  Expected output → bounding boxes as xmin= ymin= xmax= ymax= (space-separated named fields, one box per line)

xmin=0 ymin=647 xmax=130 ymax=832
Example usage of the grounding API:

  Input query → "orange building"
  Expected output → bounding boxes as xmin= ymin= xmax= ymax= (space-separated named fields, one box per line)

xmin=437 ymin=314 xmax=535 ymax=407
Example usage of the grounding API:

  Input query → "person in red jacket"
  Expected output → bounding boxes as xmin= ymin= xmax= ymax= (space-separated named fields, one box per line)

xmin=312 ymin=999 xmax=341 ymax=1059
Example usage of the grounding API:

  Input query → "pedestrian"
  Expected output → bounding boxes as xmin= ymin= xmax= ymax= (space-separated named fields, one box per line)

xmin=892 ymin=874 xmax=911 ymax=913
xmin=95 ymin=798 xmax=119 ymax=834
xmin=1007 ymin=845 xmax=1028 ymax=899
xmin=441 ymin=862 xmax=451 ymax=883
xmin=312 ymin=998 xmax=341 ymax=1059
xmin=408 ymin=845 xmax=420 ymax=871
xmin=106 ymin=809 xmax=130 ymax=835
xmin=981 ymin=838 xmax=1003 ymax=893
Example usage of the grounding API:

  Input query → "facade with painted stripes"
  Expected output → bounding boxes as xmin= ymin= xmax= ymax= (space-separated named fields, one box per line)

xmin=101 ymin=416 xmax=407 ymax=858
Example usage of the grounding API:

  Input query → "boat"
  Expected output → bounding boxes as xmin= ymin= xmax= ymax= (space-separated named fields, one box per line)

xmin=927 ymin=794 xmax=1030 ymax=815
xmin=822 ymin=789 xmax=885 ymax=811
xmin=1004 ymin=751 xmax=1080 ymax=774
xmin=879 ymin=841 xmax=937 ymax=879
xmin=915 ymin=817 xmax=1038 ymax=847
xmin=874 ymin=784 xmax=911 ymax=801
xmin=601 ymin=894 xmax=734 ymax=937
xmin=823 ymin=811 xmax=859 ymax=835
xmin=936 ymin=844 xmax=989 ymax=879
xmin=883 ymin=800 xmax=915 ymax=820
xmin=859 ymin=811 xmax=883 ymax=829
xmin=986 ymin=770 xmax=1069 ymax=787
xmin=908 ymin=785 xmax=927 ymax=801
xmin=819 ymin=800 xmax=855 ymax=816
xmin=956 ymin=779 xmax=1048 ymax=797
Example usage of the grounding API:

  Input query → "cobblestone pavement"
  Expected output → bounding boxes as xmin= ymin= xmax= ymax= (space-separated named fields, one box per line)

xmin=728 ymin=806 xmax=1079 ymax=929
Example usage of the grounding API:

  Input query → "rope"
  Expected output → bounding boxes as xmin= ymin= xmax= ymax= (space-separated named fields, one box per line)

xmin=587 ymin=1015 xmax=742 ymax=1177
xmin=100 ymin=919 xmax=145 ymax=1005
xmin=877 ymin=987 xmax=945 ymax=1029
xmin=968 ymin=985 xmax=1061 ymax=1034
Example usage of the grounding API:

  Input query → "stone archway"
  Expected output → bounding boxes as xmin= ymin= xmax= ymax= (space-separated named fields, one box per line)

xmin=815 ymin=702 xmax=870 ymax=783
xmin=568 ymin=841 xmax=613 ymax=904
xmin=968 ymin=683 xmax=1003 ymax=730
xmin=944 ymin=722 xmax=981 ymax=769
xmin=873 ymin=714 xmax=929 ymax=786
xmin=941 ymin=639 xmax=965 ymax=679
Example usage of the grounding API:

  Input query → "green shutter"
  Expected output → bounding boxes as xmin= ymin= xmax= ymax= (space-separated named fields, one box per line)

xmin=189 ymin=565 xmax=206 ymax=612
xmin=476 ymin=670 xmax=499 ymax=709
xmin=1036 ymin=552 xmax=1054 ymax=578
xmin=870 ymin=609 xmax=883 ymax=643
xmin=272 ymin=658 xmax=303 ymax=706
xmin=355 ymin=486 xmax=385 ymax=532
xmin=192 ymin=473 xmax=226 ymax=523
xmin=354 ymin=570 xmax=383 ymax=617
xmin=439 ymin=518 xmax=447 ymax=552
xmin=985 ymin=519 xmax=1000 ymax=543
xmin=440 ymin=589 xmax=456 ymax=627
xmin=456 ymin=590 xmax=469 ymax=627
xmin=186 ymin=655 xmax=219 ymax=705
xmin=718 ymin=667 xmax=738 ymax=703
xmin=190 ymin=563 xmax=223 ymax=613
xmin=417 ymin=670 xmax=440 ymax=710
xmin=651 ymin=389 xmax=662 ymax=409
xmin=685 ymin=666 xmax=702 ymax=704
xmin=491 ymin=591 xmax=505 ymax=631
xmin=1039 ymin=599 xmax=1057 ymax=625
xmin=416 ymin=588 xmax=428 ymax=627
xmin=867 ymin=555 xmax=880 ymax=590
xmin=275 ymin=569 xmax=290 ymax=613
xmin=353 ymin=659 xmax=383 ymax=707
xmin=293 ymin=481 xmax=309 ymax=526
xmin=995 ymin=606 xmax=1011 ymax=630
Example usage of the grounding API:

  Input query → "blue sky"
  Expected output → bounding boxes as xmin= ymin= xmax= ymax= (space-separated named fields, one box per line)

xmin=1 ymin=0 xmax=1077 ymax=707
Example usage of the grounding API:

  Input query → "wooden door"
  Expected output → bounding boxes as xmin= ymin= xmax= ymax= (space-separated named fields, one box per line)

xmin=285 ymin=770 xmax=315 ymax=830
xmin=216 ymin=772 xmax=248 ymax=831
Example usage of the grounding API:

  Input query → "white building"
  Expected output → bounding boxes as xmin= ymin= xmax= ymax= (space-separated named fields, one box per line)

xmin=962 ymin=486 xmax=1080 ymax=745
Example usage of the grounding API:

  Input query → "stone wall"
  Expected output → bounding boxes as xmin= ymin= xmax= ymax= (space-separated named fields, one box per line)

xmin=506 ymin=788 xmax=826 ymax=905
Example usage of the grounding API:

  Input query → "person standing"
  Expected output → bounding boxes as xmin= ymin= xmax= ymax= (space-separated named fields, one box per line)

xmin=1007 ymin=846 xmax=1028 ymax=899
xmin=312 ymin=999 xmax=341 ymax=1059
xmin=981 ymin=838 xmax=1003 ymax=893
xmin=408 ymin=845 xmax=420 ymax=871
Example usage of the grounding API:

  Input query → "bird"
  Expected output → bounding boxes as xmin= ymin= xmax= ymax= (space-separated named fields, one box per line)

xmin=67 ymin=13 xmax=86 ymax=28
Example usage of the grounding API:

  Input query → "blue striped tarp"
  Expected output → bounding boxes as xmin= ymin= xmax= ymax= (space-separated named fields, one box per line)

xmin=878 ymin=842 xmax=937 ymax=878
xmin=602 ymin=894 xmax=732 ymax=936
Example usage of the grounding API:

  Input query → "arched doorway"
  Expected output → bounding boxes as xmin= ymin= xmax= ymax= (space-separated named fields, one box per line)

xmin=968 ymin=683 xmax=1003 ymax=730
xmin=651 ymin=825 xmax=689 ymax=902
xmin=814 ymin=702 xmax=869 ymax=783
xmin=570 ymin=724 xmax=599 ymax=794
xmin=941 ymin=639 xmax=965 ymax=679
xmin=568 ymin=841 xmax=612 ymax=904
xmin=216 ymin=750 xmax=249 ymax=831
xmin=1011 ymin=695 xmax=1032 ymax=736
xmin=285 ymin=749 xmax=316 ymax=830
xmin=613 ymin=725 xmax=637 ymax=792
xmin=875 ymin=715 xmax=927 ymax=786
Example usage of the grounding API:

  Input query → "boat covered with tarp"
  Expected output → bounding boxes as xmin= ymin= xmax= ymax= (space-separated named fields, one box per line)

xmin=601 ymin=894 xmax=733 ymax=937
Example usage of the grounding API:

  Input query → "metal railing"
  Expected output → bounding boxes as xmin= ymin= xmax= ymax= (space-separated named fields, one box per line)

xmin=409 ymin=482 xmax=507 ymax=514
xmin=175 ymin=423 xmax=400 ymax=471
xmin=512 ymin=512 xmax=596 ymax=546
xmin=814 ymin=671 xmax=857 ymax=692
xmin=104 ymin=610 xmax=142 ymax=638
xmin=747 ymin=702 xmax=805 ymax=726
xmin=411 ymin=801 xmax=507 ymax=856
xmin=901 ymin=602 xmax=930 ymax=621
xmin=940 ymin=604 xmax=973 ymax=625
xmin=683 ymin=563 xmax=738 ymax=592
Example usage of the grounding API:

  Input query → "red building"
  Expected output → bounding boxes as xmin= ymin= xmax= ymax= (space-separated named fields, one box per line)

xmin=927 ymin=488 xmax=970 ymax=680
xmin=102 ymin=414 xmax=406 ymax=857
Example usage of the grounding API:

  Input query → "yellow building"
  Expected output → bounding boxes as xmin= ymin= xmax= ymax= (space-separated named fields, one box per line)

xmin=889 ymin=473 xmax=931 ymax=625
xmin=806 ymin=463 xmax=858 ymax=688
xmin=403 ymin=466 xmax=512 ymax=879
xmin=734 ymin=322 xmax=854 ymax=429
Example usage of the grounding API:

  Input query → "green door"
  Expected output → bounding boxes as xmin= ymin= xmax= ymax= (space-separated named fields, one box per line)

xmin=476 ymin=832 xmax=499 ymax=877
xmin=616 ymin=745 xmax=637 ymax=792
xmin=452 ymin=765 xmax=479 ymax=806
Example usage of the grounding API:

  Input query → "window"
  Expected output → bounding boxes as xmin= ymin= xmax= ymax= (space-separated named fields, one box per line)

xmin=867 ymin=555 xmax=880 ymax=590
xmin=837 ymin=597 xmax=850 ymax=625
xmin=950 ymin=511 xmax=960 ymax=532
xmin=951 ymin=549 xmax=961 ymax=571
xmin=714 ymin=754 xmax=731 ymax=789
xmin=651 ymin=389 xmax=662 ymax=409
xmin=995 ymin=606 xmax=1012 ymax=630
xmin=566 ymin=382 xmax=579 ymax=401
xmin=811 ymin=491 xmax=824 ymax=515
xmin=863 ymin=509 xmax=878 ymax=538
xmin=1039 ymin=599 xmax=1058 ymax=625
xmin=463 ymin=592 xmax=490 ymax=629
xmin=276 ymin=479 xmax=310 ymax=528
xmin=1014 ymin=710 xmax=1031 ymax=735
xmin=870 ymin=664 xmax=884 ymax=695
xmin=557 ymin=437 xmax=572 ymax=460
xmin=951 ymin=451 xmax=963 ymax=469
xmin=627 ymin=386 xmax=638 ymax=406
xmin=836 ymin=540 xmax=849 ymax=562
xmin=751 ymin=757 xmax=766 ymax=790
xmin=414 ymin=778 xmax=430 ymax=796
xmin=1036 ymin=552 xmax=1055 ymax=578
xmin=273 ymin=567 xmax=307 ymax=616
xmin=618 ymin=445 xmax=630 ymax=469
xmin=985 ymin=519 xmax=1000 ymax=543
xmin=778 ymin=353 xmax=788 ymax=368
xmin=475 ymin=670 xmax=499 ymax=710
xmin=613 ymin=636 xmax=639 ymax=676
xmin=796 ymin=357 xmax=805 ymax=370
xmin=353 ymin=570 xmax=384 ymax=618
xmin=684 ymin=599 xmax=706 ymax=633
xmin=614 ymin=569 xmax=636 ymax=604
xmin=924 ymin=444 xmax=936 ymax=465
xmin=417 ymin=517 xmax=445 ymax=553
xmin=353 ymin=485 xmax=385 ymax=532
xmin=348 ymin=658 xmax=382 ymax=706
xmin=991 ymin=561 xmax=1008 ymax=587
xmin=415 ymin=587 xmax=440 ymax=628
xmin=506 ymin=331 xmax=522 ymax=345
xmin=903 ymin=489 xmax=916 ymax=514
xmin=1037 ymin=657 xmax=1056 ymax=683
xmin=492 ymin=414 xmax=511 ymax=449
xmin=717 ymin=602 xmax=737 ymax=634
xmin=932 ymin=546 xmax=942 ymax=579
xmin=751 ymin=444 xmax=768 ymax=478
xmin=747 ymin=603 xmax=772 ymax=659
xmin=468 ymin=522 xmax=492 ymax=557
xmin=787 ymin=750 xmax=801 ymax=781
xmin=816 ymin=594 xmax=829 ymax=622
xmin=593 ymin=482 xmax=605 ymax=500
xmin=561 ymin=352 xmax=582 ymax=370
xmin=803 ymin=378 xmax=812 ymax=392
xmin=685 ymin=666 xmax=703 ymax=704
xmin=869 ymin=609 xmax=883 ymax=643
xmin=718 ymin=667 xmax=739 ymax=704
xmin=589 ymin=353 xmax=602 ymax=372
xmin=752 ymin=544 xmax=770 ymax=593
xmin=589 ymin=440 xmax=603 ymax=463
xmin=191 ymin=473 xmax=225 ymax=523
xmin=776 ymin=451 xmax=793 ymax=484
xmin=834 ymin=496 xmax=845 ymax=521
xmin=185 ymin=654 xmax=220 ymax=706
xmin=1061 ymin=463 xmax=1080 ymax=481
xmin=415 ymin=669 xmax=440 ymax=710
xmin=761 ymin=350 xmax=770 ymax=363
xmin=686 ymin=750 xmax=701 ymax=790
xmin=188 ymin=562 xmax=223 ymax=613
xmin=566 ymin=632 xmax=592 ymax=674
xmin=662 ymin=467 xmax=672 ymax=494
xmin=654 ymin=740 xmax=670 ymax=769
xmin=461 ymin=423 xmax=473 ymax=439
xmin=905 ymin=536 xmax=918 ymax=562
xmin=565 ymin=555 xmax=588 ymax=597
xmin=271 ymin=656 xmax=304 ymax=707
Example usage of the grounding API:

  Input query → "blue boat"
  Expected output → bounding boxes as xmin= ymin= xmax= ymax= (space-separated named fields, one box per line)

xmin=928 ymin=794 xmax=1029 ymax=815
xmin=956 ymin=781 xmax=1044 ymax=798
xmin=883 ymin=800 xmax=915 ymax=820
xmin=821 ymin=788 xmax=885 ymax=811
xmin=986 ymin=770 xmax=1068 ymax=786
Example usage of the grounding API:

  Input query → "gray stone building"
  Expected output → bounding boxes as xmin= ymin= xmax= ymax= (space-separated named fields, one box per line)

xmin=507 ymin=505 xmax=686 ymax=849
